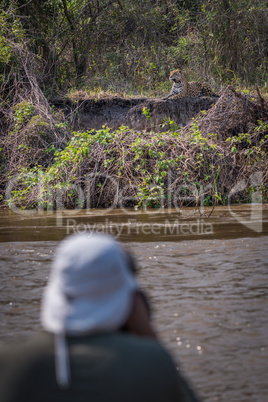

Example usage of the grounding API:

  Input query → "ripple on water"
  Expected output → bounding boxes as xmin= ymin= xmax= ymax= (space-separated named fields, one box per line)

xmin=0 ymin=237 xmax=268 ymax=402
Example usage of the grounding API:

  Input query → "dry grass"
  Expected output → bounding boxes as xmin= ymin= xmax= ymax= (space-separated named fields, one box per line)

xmin=1 ymin=88 xmax=268 ymax=210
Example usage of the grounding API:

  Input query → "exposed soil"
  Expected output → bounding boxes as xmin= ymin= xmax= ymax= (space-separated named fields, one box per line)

xmin=51 ymin=94 xmax=219 ymax=131
xmin=1 ymin=88 xmax=267 ymax=209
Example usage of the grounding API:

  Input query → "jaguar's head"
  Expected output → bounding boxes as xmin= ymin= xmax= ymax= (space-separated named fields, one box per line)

xmin=169 ymin=69 xmax=183 ymax=84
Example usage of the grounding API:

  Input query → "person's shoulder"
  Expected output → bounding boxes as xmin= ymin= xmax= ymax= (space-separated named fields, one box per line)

xmin=109 ymin=334 xmax=199 ymax=401
xmin=0 ymin=332 xmax=54 ymax=364
xmin=110 ymin=333 xmax=178 ymax=370
xmin=107 ymin=332 xmax=170 ymax=351
xmin=127 ymin=333 xmax=174 ymax=357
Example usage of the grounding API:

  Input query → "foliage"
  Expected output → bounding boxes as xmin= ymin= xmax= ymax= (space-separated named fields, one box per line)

xmin=197 ymin=0 xmax=268 ymax=86
xmin=1 ymin=100 xmax=70 ymax=200
xmin=13 ymin=101 xmax=35 ymax=129
xmin=1 ymin=1 xmax=268 ymax=210
xmin=5 ymin=115 xmax=268 ymax=210
xmin=1 ymin=1 xmax=267 ymax=95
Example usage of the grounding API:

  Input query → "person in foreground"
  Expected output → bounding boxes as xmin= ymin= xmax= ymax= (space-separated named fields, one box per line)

xmin=0 ymin=234 xmax=199 ymax=402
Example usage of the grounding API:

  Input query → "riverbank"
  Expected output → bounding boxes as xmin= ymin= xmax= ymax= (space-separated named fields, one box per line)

xmin=1 ymin=87 xmax=267 ymax=211
xmin=0 ymin=204 xmax=267 ymax=243
xmin=51 ymin=91 xmax=218 ymax=131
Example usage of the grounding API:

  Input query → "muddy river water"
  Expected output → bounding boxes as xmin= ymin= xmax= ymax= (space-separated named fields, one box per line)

xmin=0 ymin=204 xmax=267 ymax=401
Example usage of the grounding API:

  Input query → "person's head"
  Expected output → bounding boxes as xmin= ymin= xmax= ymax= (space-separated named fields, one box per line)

xmin=41 ymin=233 xmax=156 ymax=388
xmin=41 ymin=233 xmax=154 ymax=338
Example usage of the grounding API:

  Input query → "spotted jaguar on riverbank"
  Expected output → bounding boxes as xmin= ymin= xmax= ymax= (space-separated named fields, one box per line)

xmin=165 ymin=69 xmax=217 ymax=99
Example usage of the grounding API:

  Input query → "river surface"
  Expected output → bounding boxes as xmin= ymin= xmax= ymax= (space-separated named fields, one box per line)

xmin=0 ymin=204 xmax=267 ymax=401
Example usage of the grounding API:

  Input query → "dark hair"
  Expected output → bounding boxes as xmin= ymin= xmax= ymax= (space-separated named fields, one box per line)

xmin=123 ymin=246 xmax=138 ymax=275
xmin=122 ymin=247 xmax=152 ymax=318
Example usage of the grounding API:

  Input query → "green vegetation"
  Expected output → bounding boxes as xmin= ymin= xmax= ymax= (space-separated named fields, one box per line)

xmin=0 ymin=1 xmax=267 ymax=210
xmin=1 ymin=1 xmax=268 ymax=95
xmin=5 ymin=117 xmax=268 ymax=210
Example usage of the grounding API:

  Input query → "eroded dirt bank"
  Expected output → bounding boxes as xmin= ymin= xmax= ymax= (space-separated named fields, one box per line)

xmin=1 ymin=87 xmax=267 ymax=210
xmin=51 ymin=95 xmax=219 ymax=131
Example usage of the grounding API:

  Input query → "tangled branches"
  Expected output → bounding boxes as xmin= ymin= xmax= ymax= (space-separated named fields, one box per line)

xmin=5 ymin=118 xmax=267 ymax=211
xmin=0 ymin=10 xmax=71 ymax=199
xmin=2 ymin=86 xmax=268 ymax=210
xmin=196 ymin=86 xmax=268 ymax=140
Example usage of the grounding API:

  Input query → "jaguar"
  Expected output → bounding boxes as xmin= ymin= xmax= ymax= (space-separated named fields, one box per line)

xmin=164 ymin=69 xmax=216 ymax=99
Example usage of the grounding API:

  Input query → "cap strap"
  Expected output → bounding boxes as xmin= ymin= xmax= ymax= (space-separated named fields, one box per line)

xmin=54 ymin=333 xmax=70 ymax=388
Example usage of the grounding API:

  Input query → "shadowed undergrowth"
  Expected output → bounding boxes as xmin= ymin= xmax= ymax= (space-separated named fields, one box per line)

xmin=2 ymin=88 xmax=268 ymax=211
